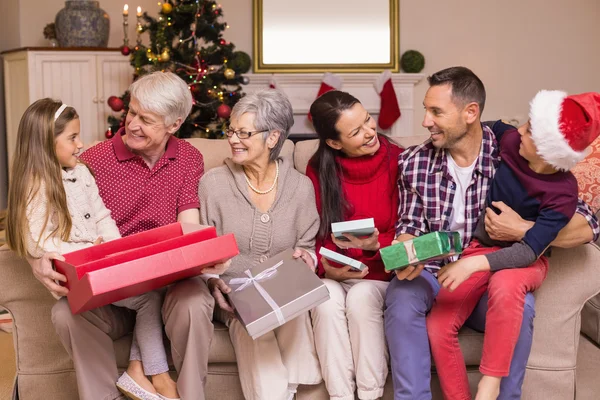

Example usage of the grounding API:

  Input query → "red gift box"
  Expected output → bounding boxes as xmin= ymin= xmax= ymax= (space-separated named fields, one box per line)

xmin=53 ymin=223 xmax=239 ymax=314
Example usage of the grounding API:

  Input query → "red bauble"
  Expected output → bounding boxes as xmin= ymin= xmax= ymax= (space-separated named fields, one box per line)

xmin=217 ymin=104 xmax=232 ymax=119
xmin=105 ymin=128 xmax=114 ymax=139
xmin=107 ymin=96 xmax=125 ymax=112
xmin=120 ymin=45 xmax=131 ymax=56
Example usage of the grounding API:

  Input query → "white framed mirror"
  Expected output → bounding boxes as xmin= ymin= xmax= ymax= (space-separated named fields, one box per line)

xmin=253 ymin=0 xmax=399 ymax=73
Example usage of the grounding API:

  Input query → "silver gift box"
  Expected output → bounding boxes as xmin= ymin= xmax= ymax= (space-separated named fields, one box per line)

xmin=227 ymin=249 xmax=330 ymax=340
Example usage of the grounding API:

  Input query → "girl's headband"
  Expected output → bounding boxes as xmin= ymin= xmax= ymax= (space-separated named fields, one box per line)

xmin=54 ymin=104 xmax=69 ymax=121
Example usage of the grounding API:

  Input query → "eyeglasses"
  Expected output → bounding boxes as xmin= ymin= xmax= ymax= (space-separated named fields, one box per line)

xmin=224 ymin=128 xmax=268 ymax=139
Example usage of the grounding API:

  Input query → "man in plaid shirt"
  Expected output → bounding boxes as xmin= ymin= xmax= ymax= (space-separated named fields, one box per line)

xmin=384 ymin=67 xmax=599 ymax=400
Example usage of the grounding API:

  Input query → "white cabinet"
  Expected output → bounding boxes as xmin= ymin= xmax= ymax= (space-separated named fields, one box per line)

xmin=2 ymin=48 xmax=131 ymax=170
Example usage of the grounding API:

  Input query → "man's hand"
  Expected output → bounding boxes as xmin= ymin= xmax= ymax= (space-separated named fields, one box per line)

xmin=437 ymin=255 xmax=489 ymax=291
xmin=293 ymin=248 xmax=316 ymax=272
xmin=322 ymin=258 xmax=369 ymax=281
xmin=394 ymin=264 xmax=425 ymax=281
xmin=485 ymin=201 xmax=532 ymax=242
xmin=202 ymin=259 xmax=232 ymax=275
xmin=331 ymin=228 xmax=380 ymax=252
xmin=207 ymin=278 xmax=235 ymax=313
xmin=26 ymin=252 xmax=69 ymax=298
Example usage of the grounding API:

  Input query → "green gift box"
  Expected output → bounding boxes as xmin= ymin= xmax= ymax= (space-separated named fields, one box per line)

xmin=380 ymin=231 xmax=462 ymax=272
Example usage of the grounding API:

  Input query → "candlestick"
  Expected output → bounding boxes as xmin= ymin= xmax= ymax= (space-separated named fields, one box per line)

xmin=136 ymin=6 xmax=143 ymax=45
xmin=122 ymin=4 xmax=129 ymax=48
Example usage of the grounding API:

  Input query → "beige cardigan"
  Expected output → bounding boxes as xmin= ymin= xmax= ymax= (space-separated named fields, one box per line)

xmin=199 ymin=157 xmax=320 ymax=279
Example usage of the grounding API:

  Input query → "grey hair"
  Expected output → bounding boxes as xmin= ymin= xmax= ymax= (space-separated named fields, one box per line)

xmin=231 ymin=88 xmax=294 ymax=161
xmin=128 ymin=71 xmax=193 ymax=126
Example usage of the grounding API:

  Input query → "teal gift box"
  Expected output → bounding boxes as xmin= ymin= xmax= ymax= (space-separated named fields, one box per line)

xmin=380 ymin=232 xmax=462 ymax=272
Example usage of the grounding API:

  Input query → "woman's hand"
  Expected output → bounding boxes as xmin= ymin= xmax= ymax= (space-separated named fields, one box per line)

xmin=331 ymin=228 xmax=380 ymax=252
xmin=26 ymin=252 xmax=69 ymax=298
xmin=322 ymin=257 xmax=369 ymax=282
xmin=485 ymin=201 xmax=532 ymax=242
xmin=437 ymin=255 xmax=489 ymax=291
xmin=202 ymin=259 xmax=232 ymax=275
xmin=293 ymin=248 xmax=316 ymax=272
xmin=207 ymin=278 xmax=235 ymax=313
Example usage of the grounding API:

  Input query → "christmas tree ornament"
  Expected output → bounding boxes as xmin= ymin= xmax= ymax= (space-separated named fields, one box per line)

xmin=224 ymin=68 xmax=235 ymax=79
xmin=161 ymin=2 xmax=173 ymax=14
xmin=107 ymin=96 xmax=125 ymax=112
xmin=160 ymin=49 xmax=170 ymax=62
xmin=240 ymin=76 xmax=250 ymax=85
xmin=105 ymin=127 xmax=114 ymax=139
xmin=217 ymin=104 xmax=232 ymax=119
xmin=120 ymin=45 xmax=131 ymax=56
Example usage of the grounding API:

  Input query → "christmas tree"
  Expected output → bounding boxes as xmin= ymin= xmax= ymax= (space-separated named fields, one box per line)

xmin=107 ymin=0 xmax=251 ymax=139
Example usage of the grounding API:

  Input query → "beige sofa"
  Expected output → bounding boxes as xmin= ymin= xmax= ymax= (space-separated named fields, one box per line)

xmin=2 ymin=136 xmax=600 ymax=400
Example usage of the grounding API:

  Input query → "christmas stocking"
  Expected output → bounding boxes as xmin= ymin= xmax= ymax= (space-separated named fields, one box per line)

xmin=375 ymin=70 xmax=401 ymax=130
xmin=269 ymin=74 xmax=277 ymax=89
xmin=308 ymin=73 xmax=343 ymax=121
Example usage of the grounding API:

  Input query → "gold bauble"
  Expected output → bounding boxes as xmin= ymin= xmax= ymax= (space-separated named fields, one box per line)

xmin=161 ymin=49 xmax=170 ymax=62
xmin=162 ymin=3 xmax=173 ymax=14
xmin=224 ymin=68 xmax=235 ymax=79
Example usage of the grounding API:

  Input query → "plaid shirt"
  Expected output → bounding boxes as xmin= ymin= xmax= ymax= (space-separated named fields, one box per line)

xmin=396 ymin=124 xmax=600 ymax=273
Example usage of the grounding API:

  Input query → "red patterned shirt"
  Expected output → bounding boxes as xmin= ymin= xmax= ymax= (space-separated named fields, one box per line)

xmin=80 ymin=129 xmax=204 ymax=237
xmin=396 ymin=124 xmax=599 ymax=273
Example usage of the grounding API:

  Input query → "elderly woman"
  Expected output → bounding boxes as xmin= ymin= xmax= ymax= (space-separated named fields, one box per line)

xmin=28 ymin=71 xmax=227 ymax=400
xmin=199 ymin=88 xmax=322 ymax=400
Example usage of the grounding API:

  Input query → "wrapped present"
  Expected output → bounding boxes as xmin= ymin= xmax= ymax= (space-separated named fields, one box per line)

xmin=319 ymin=247 xmax=367 ymax=272
xmin=380 ymin=231 xmax=462 ymax=272
xmin=54 ymin=222 xmax=239 ymax=314
xmin=331 ymin=218 xmax=375 ymax=241
xmin=227 ymin=248 xmax=330 ymax=340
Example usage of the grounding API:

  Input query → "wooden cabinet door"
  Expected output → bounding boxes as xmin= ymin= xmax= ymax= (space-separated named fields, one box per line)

xmin=96 ymin=54 xmax=132 ymax=139
xmin=32 ymin=53 xmax=97 ymax=145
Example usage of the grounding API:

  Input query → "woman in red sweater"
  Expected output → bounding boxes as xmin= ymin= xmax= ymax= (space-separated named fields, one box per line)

xmin=306 ymin=90 xmax=403 ymax=400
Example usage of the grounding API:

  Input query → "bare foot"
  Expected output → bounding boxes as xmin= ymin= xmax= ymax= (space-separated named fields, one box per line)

xmin=152 ymin=372 xmax=179 ymax=399
xmin=127 ymin=360 xmax=157 ymax=394
xmin=475 ymin=375 xmax=501 ymax=400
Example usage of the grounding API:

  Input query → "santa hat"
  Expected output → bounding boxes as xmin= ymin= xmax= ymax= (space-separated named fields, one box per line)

xmin=529 ymin=90 xmax=600 ymax=171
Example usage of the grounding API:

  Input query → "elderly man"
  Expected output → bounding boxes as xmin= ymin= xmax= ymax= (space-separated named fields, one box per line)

xmin=31 ymin=72 xmax=224 ymax=400
xmin=385 ymin=66 xmax=599 ymax=400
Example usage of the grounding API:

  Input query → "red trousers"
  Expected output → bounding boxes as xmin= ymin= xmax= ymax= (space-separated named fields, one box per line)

xmin=426 ymin=241 xmax=548 ymax=400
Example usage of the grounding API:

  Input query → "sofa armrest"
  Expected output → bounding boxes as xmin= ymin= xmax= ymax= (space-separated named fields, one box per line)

xmin=0 ymin=245 xmax=74 ymax=375
xmin=528 ymin=243 xmax=600 ymax=369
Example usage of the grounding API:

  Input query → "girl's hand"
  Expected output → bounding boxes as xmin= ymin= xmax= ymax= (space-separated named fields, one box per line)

xmin=202 ymin=259 xmax=232 ymax=275
xmin=437 ymin=255 xmax=489 ymax=291
xmin=331 ymin=228 xmax=380 ymax=252
xmin=207 ymin=278 xmax=235 ymax=313
xmin=322 ymin=257 xmax=369 ymax=282
xmin=93 ymin=237 xmax=104 ymax=246
xmin=293 ymin=248 xmax=316 ymax=272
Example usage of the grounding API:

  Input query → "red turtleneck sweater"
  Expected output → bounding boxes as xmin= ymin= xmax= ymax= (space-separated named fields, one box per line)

xmin=306 ymin=135 xmax=402 ymax=282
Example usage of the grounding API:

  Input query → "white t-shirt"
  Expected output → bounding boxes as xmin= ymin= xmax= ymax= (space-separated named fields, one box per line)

xmin=446 ymin=153 xmax=477 ymax=243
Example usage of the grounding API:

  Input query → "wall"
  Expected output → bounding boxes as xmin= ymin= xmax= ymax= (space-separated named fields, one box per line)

xmin=7 ymin=0 xmax=600 ymax=136
xmin=0 ymin=0 xmax=21 ymax=209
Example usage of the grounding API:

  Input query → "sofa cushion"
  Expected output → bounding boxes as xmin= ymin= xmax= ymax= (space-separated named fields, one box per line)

xmin=186 ymin=138 xmax=294 ymax=172
xmin=571 ymin=138 xmax=600 ymax=213
xmin=582 ymin=295 xmax=600 ymax=346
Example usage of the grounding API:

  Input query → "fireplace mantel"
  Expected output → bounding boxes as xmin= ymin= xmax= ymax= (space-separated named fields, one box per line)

xmin=244 ymin=73 xmax=425 ymax=137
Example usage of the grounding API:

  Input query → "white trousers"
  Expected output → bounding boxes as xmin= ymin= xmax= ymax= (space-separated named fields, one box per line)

xmin=216 ymin=309 xmax=322 ymax=400
xmin=311 ymin=279 xmax=389 ymax=400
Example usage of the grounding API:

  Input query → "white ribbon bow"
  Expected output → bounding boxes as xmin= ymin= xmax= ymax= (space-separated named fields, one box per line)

xmin=403 ymin=240 xmax=419 ymax=265
xmin=229 ymin=260 xmax=286 ymax=325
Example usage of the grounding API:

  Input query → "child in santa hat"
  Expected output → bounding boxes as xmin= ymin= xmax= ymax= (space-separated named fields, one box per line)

xmin=426 ymin=90 xmax=600 ymax=400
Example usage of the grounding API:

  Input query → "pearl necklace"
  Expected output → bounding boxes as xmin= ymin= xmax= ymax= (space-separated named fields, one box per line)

xmin=244 ymin=162 xmax=279 ymax=195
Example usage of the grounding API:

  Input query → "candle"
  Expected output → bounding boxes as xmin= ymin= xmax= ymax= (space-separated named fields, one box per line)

xmin=123 ymin=4 xmax=128 ymax=16
xmin=137 ymin=6 xmax=142 ymax=17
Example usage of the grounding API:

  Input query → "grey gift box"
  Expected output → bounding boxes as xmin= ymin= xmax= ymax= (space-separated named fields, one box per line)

xmin=227 ymin=249 xmax=330 ymax=340
xmin=331 ymin=218 xmax=375 ymax=240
